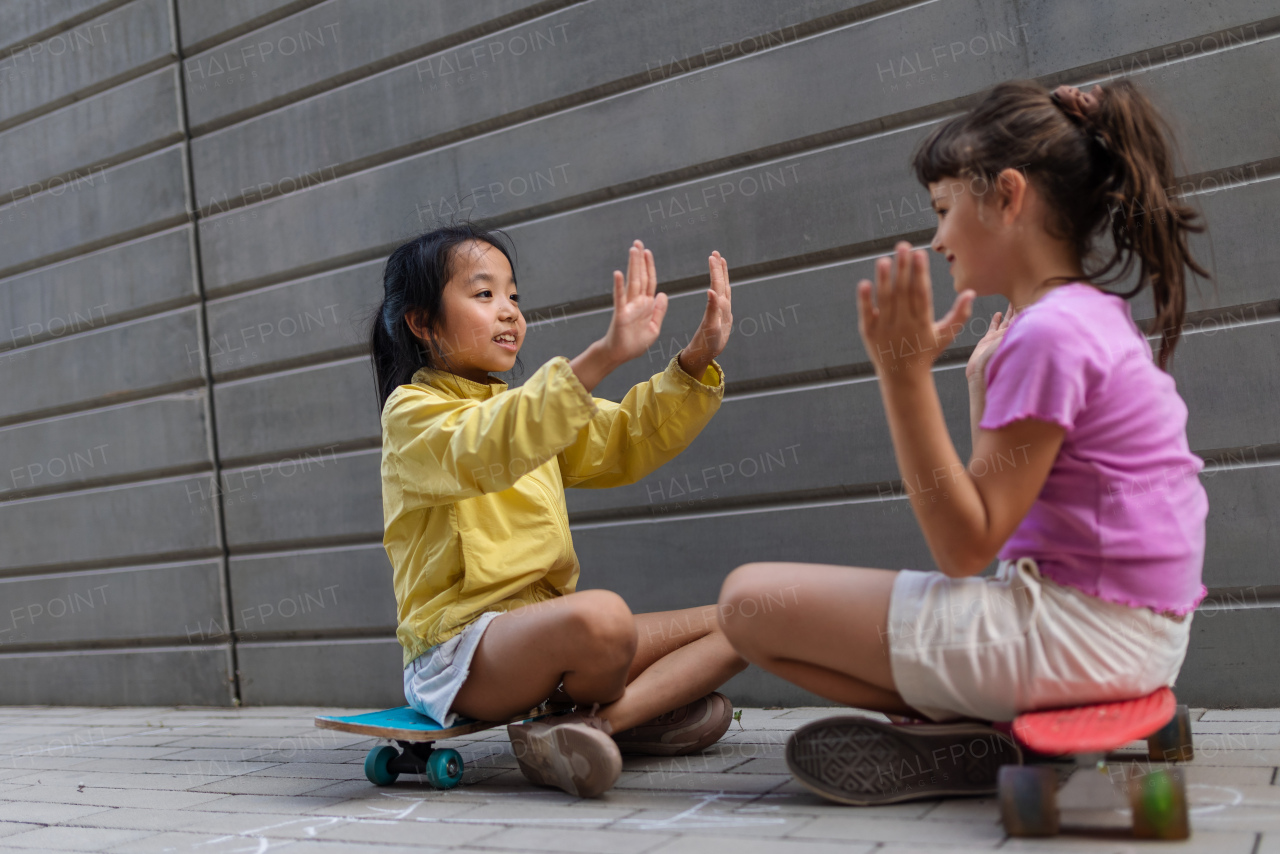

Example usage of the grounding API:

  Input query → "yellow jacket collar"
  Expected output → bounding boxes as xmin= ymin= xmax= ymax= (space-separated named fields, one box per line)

xmin=410 ymin=366 xmax=509 ymax=400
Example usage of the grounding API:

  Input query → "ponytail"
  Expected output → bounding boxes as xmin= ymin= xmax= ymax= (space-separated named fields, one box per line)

xmin=912 ymin=79 xmax=1209 ymax=369
xmin=1087 ymin=79 xmax=1209 ymax=369
xmin=368 ymin=224 xmax=518 ymax=413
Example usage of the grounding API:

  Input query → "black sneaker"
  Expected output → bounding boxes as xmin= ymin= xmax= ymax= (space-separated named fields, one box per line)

xmin=786 ymin=716 xmax=1022 ymax=805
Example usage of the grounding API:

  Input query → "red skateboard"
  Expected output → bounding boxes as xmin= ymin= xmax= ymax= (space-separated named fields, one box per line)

xmin=998 ymin=687 xmax=1195 ymax=839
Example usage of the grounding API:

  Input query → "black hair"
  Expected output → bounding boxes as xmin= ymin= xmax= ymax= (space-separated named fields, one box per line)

xmin=369 ymin=223 xmax=519 ymax=412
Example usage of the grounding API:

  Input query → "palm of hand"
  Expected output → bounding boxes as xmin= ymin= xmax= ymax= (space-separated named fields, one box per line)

xmin=602 ymin=241 xmax=668 ymax=363
xmin=857 ymin=243 xmax=975 ymax=376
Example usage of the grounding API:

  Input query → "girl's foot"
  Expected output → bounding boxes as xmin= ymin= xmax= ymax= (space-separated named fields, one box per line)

xmin=786 ymin=716 xmax=1022 ymax=805
xmin=507 ymin=711 xmax=621 ymax=798
xmin=612 ymin=692 xmax=734 ymax=756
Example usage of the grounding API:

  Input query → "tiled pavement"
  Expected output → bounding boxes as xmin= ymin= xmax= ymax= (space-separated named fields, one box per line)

xmin=0 ymin=705 xmax=1277 ymax=853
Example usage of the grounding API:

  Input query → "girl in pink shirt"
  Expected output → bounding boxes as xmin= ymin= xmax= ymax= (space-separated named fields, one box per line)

xmin=718 ymin=79 xmax=1210 ymax=805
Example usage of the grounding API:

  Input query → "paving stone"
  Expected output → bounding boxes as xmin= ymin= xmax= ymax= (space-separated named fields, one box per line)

xmin=466 ymin=825 xmax=672 ymax=853
xmin=612 ymin=770 xmax=790 ymax=793
xmin=0 ymin=825 xmax=154 ymax=850
xmin=650 ymin=839 xmax=874 ymax=854
xmin=0 ymin=802 xmax=112 ymax=824
xmin=0 ymin=822 xmax=41 ymax=839
xmin=1001 ymin=829 xmax=1257 ymax=853
xmin=189 ymin=775 xmax=342 ymax=796
xmin=792 ymin=814 xmax=1005 ymax=846
xmin=0 ymin=785 xmax=233 ymax=809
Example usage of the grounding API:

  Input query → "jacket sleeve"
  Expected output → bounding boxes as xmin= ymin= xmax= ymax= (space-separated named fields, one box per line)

xmin=557 ymin=355 xmax=725 ymax=489
xmin=383 ymin=356 xmax=599 ymax=508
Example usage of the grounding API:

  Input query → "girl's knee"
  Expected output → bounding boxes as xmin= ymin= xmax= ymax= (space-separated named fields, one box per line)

xmin=566 ymin=590 xmax=636 ymax=667
xmin=718 ymin=563 xmax=781 ymax=645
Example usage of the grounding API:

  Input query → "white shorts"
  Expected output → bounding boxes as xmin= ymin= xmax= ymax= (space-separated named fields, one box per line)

xmin=887 ymin=557 xmax=1193 ymax=722
xmin=403 ymin=611 xmax=501 ymax=728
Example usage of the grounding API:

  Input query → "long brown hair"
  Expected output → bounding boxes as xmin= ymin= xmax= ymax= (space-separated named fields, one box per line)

xmin=911 ymin=79 xmax=1208 ymax=369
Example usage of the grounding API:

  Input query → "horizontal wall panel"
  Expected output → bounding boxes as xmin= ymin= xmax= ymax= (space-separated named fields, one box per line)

xmin=0 ymin=307 xmax=204 ymax=424
xmin=1201 ymin=462 xmax=1280 ymax=590
xmin=184 ymin=0 xmax=552 ymax=131
xmin=213 ymin=358 xmax=379 ymax=463
xmin=1177 ymin=606 xmax=1280 ymax=707
xmin=195 ymin=0 xmax=1274 ymax=294
xmin=236 ymin=638 xmax=401 ymax=706
xmin=177 ymin=0 xmax=321 ymax=52
xmin=221 ymin=449 xmax=381 ymax=550
xmin=228 ymin=545 xmax=396 ymax=636
xmin=1132 ymin=34 xmax=1280 ymax=183
xmin=189 ymin=0 xmax=870 ymax=204
xmin=1 ymin=67 xmax=182 ymax=192
xmin=0 ymin=0 xmax=175 ymax=127
xmin=567 ymin=368 xmax=972 ymax=517
xmin=0 ymin=561 xmax=222 ymax=647
xmin=0 ymin=645 xmax=231 ymax=706
xmin=1177 ymin=319 xmax=1280 ymax=451
xmin=205 ymin=261 xmax=376 ymax=378
xmin=0 ymin=476 xmax=219 ymax=573
xmin=572 ymin=497 xmax=936 ymax=612
xmin=0 ymin=145 xmax=189 ymax=279
xmin=0 ymin=228 xmax=198 ymax=352
xmin=0 ymin=0 xmax=119 ymax=51
xmin=0 ymin=393 xmax=209 ymax=499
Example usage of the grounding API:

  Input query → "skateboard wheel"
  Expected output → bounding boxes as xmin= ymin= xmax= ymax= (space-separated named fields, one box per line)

xmin=998 ymin=765 xmax=1059 ymax=837
xmin=365 ymin=745 xmax=400 ymax=786
xmin=425 ymin=747 xmax=464 ymax=789
xmin=1147 ymin=704 xmax=1194 ymax=762
xmin=1130 ymin=767 xmax=1190 ymax=840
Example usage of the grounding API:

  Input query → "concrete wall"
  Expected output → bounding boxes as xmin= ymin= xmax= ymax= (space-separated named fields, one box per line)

xmin=2 ymin=0 xmax=1276 ymax=708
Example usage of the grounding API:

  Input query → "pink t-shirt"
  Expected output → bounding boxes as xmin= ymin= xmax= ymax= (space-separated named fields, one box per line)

xmin=980 ymin=283 xmax=1207 ymax=615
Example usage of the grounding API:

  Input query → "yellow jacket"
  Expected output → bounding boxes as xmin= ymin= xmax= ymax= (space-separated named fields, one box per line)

xmin=381 ymin=354 xmax=725 ymax=666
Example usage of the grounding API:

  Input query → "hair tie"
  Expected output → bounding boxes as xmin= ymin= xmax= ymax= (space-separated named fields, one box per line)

xmin=1050 ymin=84 xmax=1110 ymax=152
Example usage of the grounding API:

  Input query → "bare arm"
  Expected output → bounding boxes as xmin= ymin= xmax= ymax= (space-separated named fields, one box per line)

xmin=859 ymin=245 xmax=1062 ymax=578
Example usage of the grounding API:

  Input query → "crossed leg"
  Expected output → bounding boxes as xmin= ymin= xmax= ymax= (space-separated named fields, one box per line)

xmin=452 ymin=590 xmax=746 ymax=732
xmin=718 ymin=561 xmax=917 ymax=716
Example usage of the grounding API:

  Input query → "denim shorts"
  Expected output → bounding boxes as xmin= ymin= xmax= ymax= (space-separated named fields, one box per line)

xmin=402 ymin=611 xmax=501 ymax=728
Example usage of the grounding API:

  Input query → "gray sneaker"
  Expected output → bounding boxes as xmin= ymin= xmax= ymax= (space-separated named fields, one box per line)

xmin=612 ymin=692 xmax=733 ymax=756
xmin=786 ymin=716 xmax=1022 ymax=805
xmin=507 ymin=712 xmax=622 ymax=798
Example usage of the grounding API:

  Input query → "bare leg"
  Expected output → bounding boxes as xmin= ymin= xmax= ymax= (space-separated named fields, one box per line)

xmin=595 ymin=605 xmax=747 ymax=732
xmin=718 ymin=562 xmax=916 ymax=716
xmin=452 ymin=590 xmax=636 ymax=723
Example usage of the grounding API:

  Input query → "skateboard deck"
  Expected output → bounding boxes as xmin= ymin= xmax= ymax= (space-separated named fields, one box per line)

xmin=1010 ymin=686 xmax=1177 ymax=756
xmin=315 ymin=703 xmax=566 ymax=743
xmin=315 ymin=702 xmax=571 ymax=788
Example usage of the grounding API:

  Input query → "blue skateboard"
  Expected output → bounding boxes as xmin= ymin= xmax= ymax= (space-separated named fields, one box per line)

xmin=315 ymin=703 xmax=569 ymax=788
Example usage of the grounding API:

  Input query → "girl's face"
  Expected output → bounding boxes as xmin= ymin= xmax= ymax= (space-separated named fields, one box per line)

xmin=927 ymin=175 xmax=1012 ymax=298
xmin=418 ymin=240 xmax=525 ymax=383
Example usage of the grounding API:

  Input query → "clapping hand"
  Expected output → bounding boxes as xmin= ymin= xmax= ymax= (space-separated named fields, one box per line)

xmin=677 ymin=251 xmax=733 ymax=379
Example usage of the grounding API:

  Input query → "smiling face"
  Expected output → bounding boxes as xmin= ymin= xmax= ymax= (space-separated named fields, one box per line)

xmin=927 ymin=175 xmax=1013 ymax=299
xmin=408 ymin=239 xmax=524 ymax=384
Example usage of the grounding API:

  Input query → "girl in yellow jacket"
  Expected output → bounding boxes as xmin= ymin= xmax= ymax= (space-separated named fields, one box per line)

xmin=370 ymin=224 xmax=746 ymax=797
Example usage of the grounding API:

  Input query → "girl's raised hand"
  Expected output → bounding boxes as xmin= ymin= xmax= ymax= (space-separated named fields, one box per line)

xmin=966 ymin=305 xmax=1013 ymax=384
xmin=677 ymin=251 xmax=732 ymax=378
xmin=600 ymin=240 xmax=669 ymax=364
xmin=857 ymin=242 xmax=975 ymax=379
